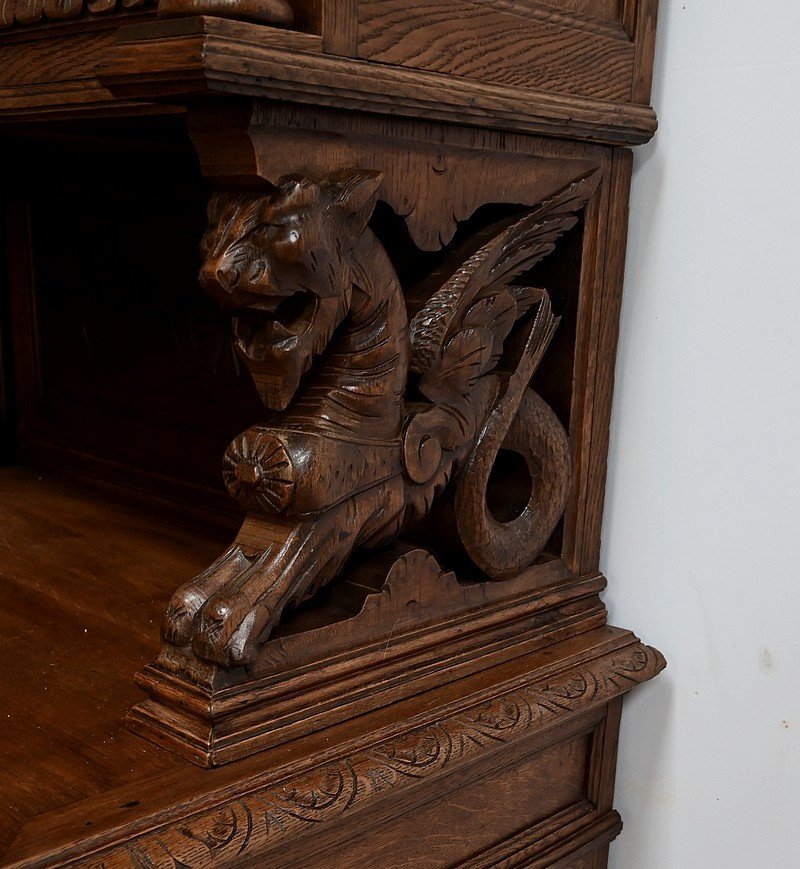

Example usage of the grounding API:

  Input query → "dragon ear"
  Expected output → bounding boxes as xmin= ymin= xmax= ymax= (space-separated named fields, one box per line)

xmin=207 ymin=191 xmax=240 ymax=224
xmin=276 ymin=176 xmax=320 ymax=211
xmin=329 ymin=169 xmax=383 ymax=236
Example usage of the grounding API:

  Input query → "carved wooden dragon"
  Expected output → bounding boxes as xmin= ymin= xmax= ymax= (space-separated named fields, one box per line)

xmin=162 ymin=169 xmax=596 ymax=667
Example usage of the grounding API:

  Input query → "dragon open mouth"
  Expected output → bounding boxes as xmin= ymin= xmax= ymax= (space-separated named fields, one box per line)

xmin=233 ymin=291 xmax=318 ymax=356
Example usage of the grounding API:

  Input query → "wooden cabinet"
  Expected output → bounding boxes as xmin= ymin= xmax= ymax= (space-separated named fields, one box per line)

xmin=0 ymin=1 xmax=664 ymax=865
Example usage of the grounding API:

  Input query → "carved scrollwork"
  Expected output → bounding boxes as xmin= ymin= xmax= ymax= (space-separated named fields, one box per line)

xmin=0 ymin=0 xmax=152 ymax=28
xmin=102 ymin=641 xmax=665 ymax=867
xmin=0 ymin=0 xmax=291 ymax=27
xmin=161 ymin=168 xmax=599 ymax=668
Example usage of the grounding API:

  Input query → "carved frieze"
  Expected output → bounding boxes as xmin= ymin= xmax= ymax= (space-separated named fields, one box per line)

xmin=246 ymin=110 xmax=602 ymax=251
xmin=0 ymin=0 xmax=294 ymax=28
xmin=104 ymin=639 xmax=664 ymax=867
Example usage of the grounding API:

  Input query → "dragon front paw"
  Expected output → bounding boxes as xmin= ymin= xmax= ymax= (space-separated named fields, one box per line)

xmin=192 ymin=596 xmax=277 ymax=668
xmin=160 ymin=514 xmax=339 ymax=669
xmin=160 ymin=544 xmax=256 ymax=654
xmin=162 ymin=588 xmax=207 ymax=647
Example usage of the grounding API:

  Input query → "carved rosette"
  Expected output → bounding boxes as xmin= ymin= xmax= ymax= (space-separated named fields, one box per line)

xmin=223 ymin=428 xmax=296 ymax=514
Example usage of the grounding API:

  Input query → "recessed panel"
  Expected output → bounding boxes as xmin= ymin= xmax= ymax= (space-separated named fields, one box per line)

xmin=357 ymin=0 xmax=636 ymax=101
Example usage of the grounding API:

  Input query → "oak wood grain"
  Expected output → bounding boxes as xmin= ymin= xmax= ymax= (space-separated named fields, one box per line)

xmin=0 ymin=467 xmax=663 ymax=867
xmin=575 ymin=148 xmax=634 ymax=572
xmin=0 ymin=468 xmax=209 ymax=858
xmin=98 ymin=17 xmax=658 ymax=146
xmin=358 ymin=0 xmax=635 ymax=100
xmin=0 ymin=2 xmax=664 ymax=863
xmin=554 ymin=0 xmax=621 ymax=20
xmin=0 ymin=28 xmax=116 ymax=88
xmin=631 ymin=0 xmax=659 ymax=103
xmin=323 ymin=0 xmax=357 ymax=55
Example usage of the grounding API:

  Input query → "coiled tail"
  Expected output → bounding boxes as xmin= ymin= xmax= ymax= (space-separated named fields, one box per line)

xmin=454 ymin=292 xmax=572 ymax=578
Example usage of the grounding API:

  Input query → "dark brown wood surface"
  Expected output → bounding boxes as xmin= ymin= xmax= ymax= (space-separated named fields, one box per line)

xmin=357 ymin=0 xmax=637 ymax=100
xmin=99 ymin=16 xmax=658 ymax=146
xmin=0 ymin=1 xmax=659 ymax=139
xmin=0 ymin=467 xmax=663 ymax=868
xmin=179 ymin=104 xmax=634 ymax=583
xmin=3 ymin=116 xmax=264 ymax=527
xmin=0 ymin=0 xmax=664 ymax=862
xmin=0 ymin=468 xmax=204 ymax=858
xmin=2 ymin=107 xmax=655 ymax=771
xmin=149 ymin=163 xmax=586 ymax=673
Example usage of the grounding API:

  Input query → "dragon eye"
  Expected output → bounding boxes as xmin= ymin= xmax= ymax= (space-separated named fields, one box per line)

xmin=271 ymin=226 xmax=304 ymax=262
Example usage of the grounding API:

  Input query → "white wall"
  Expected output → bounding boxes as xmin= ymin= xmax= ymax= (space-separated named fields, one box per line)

xmin=604 ymin=2 xmax=800 ymax=866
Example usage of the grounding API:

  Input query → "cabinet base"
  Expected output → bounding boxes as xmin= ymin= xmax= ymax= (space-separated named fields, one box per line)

xmin=128 ymin=547 xmax=617 ymax=767
xmin=117 ymin=627 xmax=663 ymax=867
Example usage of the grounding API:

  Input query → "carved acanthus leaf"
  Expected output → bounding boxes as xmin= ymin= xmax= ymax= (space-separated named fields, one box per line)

xmin=106 ymin=642 xmax=664 ymax=867
xmin=409 ymin=170 xmax=599 ymax=379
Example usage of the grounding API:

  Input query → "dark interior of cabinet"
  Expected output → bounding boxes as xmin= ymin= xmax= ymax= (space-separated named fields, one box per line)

xmin=291 ymin=0 xmax=322 ymax=33
xmin=1 ymin=116 xmax=261 ymax=527
xmin=0 ymin=114 xmax=585 ymax=570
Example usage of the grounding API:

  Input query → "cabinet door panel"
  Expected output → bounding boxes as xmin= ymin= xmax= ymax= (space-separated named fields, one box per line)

xmin=357 ymin=0 xmax=637 ymax=101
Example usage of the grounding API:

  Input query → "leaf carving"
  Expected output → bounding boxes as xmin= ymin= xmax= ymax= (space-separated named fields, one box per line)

xmin=409 ymin=170 xmax=599 ymax=382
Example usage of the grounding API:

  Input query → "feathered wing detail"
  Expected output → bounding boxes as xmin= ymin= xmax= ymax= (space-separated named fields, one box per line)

xmin=401 ymin=173 xmax=593 ymax=566
xmin=409 ymin=170 xmax=599 ymax=392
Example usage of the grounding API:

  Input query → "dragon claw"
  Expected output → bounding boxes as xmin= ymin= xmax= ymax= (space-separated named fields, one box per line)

xmin=162 ymin=590 xmax=206 ymax=646
xmin=192 ymin=597 xmax=276 ymax=668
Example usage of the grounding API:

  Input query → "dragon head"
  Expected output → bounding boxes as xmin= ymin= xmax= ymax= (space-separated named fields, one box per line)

xmin=200 ymin=170 xmax=383 ymax=410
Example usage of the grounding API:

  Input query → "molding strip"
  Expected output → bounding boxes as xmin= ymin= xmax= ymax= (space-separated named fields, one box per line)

xmin=73 ymin=640 xmax=664 ymax=868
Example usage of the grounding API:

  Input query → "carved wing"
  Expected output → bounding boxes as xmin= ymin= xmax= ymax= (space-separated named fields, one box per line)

xmin=408 ymin=171 xmax=599 ymax=401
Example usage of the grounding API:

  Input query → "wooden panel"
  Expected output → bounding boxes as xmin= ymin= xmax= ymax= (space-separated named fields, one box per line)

xmin=322 ymin=0 xmax=357 ymax=54
xmin=0 ymin=29 xmax=115 ymax=89
xmin=357 ymin=0 xmax=636 ymax=101
xmin=550 ymin=0 xmax=621 ymax=21
xmin=291 ymin=0 xmax=322 ymax=32
xmin=292 ymin=734 xmax=594 ymax=867
xmin=632 ymin=0 xmax=659 ymax=102
xmin=0 ymin=25 xmax=135 ymax=114
xmin=574 ymin=148 xmax=634 ymax=572
xmin=0 ymin=199 xmax=12 ymax=462
xmin=0 ymin=468 xmax=208 ymax=857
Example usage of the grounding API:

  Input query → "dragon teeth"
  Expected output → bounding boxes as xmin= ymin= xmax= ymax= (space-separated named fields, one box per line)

xmin=268 ymin=320 xmax=295 ymax=342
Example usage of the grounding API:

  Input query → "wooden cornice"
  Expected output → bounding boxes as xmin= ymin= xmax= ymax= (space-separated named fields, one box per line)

xmin=96 ymin=16 xmax=658 ymax=147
